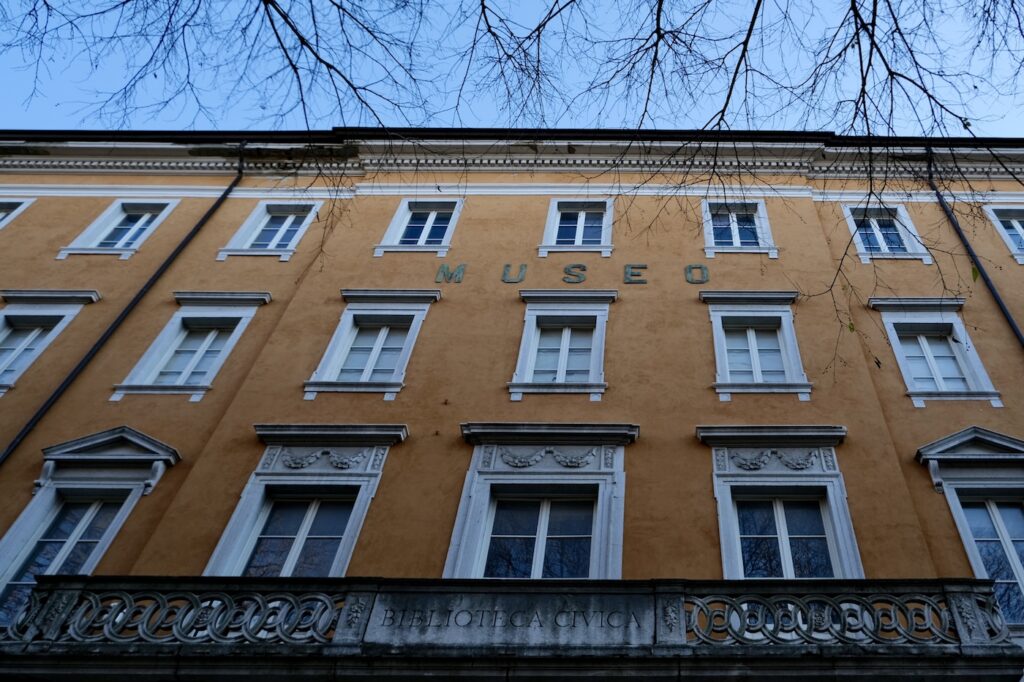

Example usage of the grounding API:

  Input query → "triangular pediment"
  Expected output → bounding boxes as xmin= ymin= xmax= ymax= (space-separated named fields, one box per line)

xmin=917 ymin=426 xmax=1024 ymax=463
xmin=42 ymin=426 xmax=180 ymax=466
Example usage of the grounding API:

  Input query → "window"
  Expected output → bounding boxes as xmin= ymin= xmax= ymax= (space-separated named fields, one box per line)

xmin=509 ymin=290 xmax=616 ymax=401
xmin=869 ymin=298 xmax=1000 ymax=407
xmin=539 ymin=199 xmax=613 ymax=257
xmin=0 ymin=199 xmax=32 ymax=230
xmin=483 ymin=498 xmax=594 ymax=579
xmin=58 ymin=200 xmax=177 ymax=259
xmin=112 ymin=291 xmax=269 ymax=402
xmin=205 ymin=424 xmax=405 ymax=579
xmin=959 ymin=500 xmax=1024 ymax=623
xmin=304 ymin=289 xmax=439 ymax=401
xmin=375 ymin=199 xmax=463 ymax=257
xmin=218 ymin=202 xmax=321 ymax=261
xmin=0 ymin=426 xmax=178 ymax=627
xmin=701 ymin=291 xmax=811 ymax=401
xmin=444 ymin=423 xmax=638 ymax=579
xmin=698 ymin=425 xmax=862 ymax=580
xmin=842 ymin=205 xmax=932 ymax=264
xmin=983 ymin=207 xmax=1024 ymax=264
xmin=702 ymin=200 xmax=777 ymax=258
xmin=0 ymin=290 xmax=99 ymax=396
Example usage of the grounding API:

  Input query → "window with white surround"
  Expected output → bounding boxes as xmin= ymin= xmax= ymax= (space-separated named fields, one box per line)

xmin=374 ymin=199 xmax=463 ymax=257
xmin=444 ymin=423 xmax=638 ymax=579
xmin=842 ymin=204 xmax=932 ymax=264
xmin=539 ymin=199 xmax=614 ymax=257
xmin=917 ymin=427 xmax=1024 ymax=624
xmin=112 ymin=291 xmax=269 ymax=402
xmin=869 ymin=297 xmax=1000 ymax=407
xmin=217 ymin=202 xmax=321 ymax=261
xmin=58 ymin=200 xmax=178 ymax=260
xmin=304 ymin=289 xmax=440 ymax=401
xmin=205 ymin=424 xmax=406 ymax=578
xmin=0 ymin=290 xmax=100 ymax=396
xmin=700 ymin=291 xmax=811 ymax=401
xmin=698 ymin=425 xmax=862 ymax=580
xmin=0 ymin=426 xmax=178 ymax=627
xmin=702 ymin=200 xmax=777 ymax=258
xmin=983 ymin=206 xmax=1024 ymax=264
xmin=0 ymin=199 xmax=33 ymax=230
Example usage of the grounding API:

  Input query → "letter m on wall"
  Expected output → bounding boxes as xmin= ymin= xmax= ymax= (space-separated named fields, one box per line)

xmin=436 ymin=264 xmax=466 ymax=283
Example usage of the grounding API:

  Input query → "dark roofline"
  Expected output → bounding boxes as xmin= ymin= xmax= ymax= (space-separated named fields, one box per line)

xmin=0 ymin=127 xmax=1022 ymax=149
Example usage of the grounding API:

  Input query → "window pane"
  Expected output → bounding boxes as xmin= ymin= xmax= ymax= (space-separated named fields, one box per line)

xmin=56 ymin=540 xmax=99 ymax=575
xmin=400 ymin=212 xmax=429 ymax=244
xmin=1001 ymin=220 xmax=1024 ymax=250
xmin=547 ymin=501 xmax=593 ymax=535
xmin=737 ymin=501 xmax=776 ymax=535
xmin=243 ymin=537 xmax=293 ymax=577
xmin=491 ymin=501 xmax=540 ymax=535
xmin=556 ymin=212 xmax=579 ymax=244
xmin=542 ymin=537 xmax=591 ymax=578
xmin=483 ymin=537 xmax=535 ymax=578
xmin=580 ymin=212 xmax=603 ymax=244
xmin=963 ymin=503 xmax=998 ymax=539
xmin=877 ymin=219 xmax=907 ymax=252
xmin=740 ymin=537 xmax=784 ymax=577
xmin=0 ymin=584 xmax=33 ymax=627
xmin=856 ymin=221 xmax=880 ymax=251
xmin=977 ymin=540 xmax=1016 ymax=580
xmin=41 ymin=503 xmax=91 ymax=540
xmin=251 ymin=214 xmax=288 ymax=248
xmin=424 ymin=212 xmax=452 ymax=244
xmin=11 ymin=542 xmax=62 ymax=583
xmin=262 ymin=501 xmax=307 ymax=536
xmin=736 ymin=213 xmax=759 ymax=246
xmin=783 ymin=501 xmax=826 ymax=535
xmin=537 ymin=328 xmax=562 ymax=348
xmin=999 ymin=504 xmax=1024 ymax=539
xmin=789 ymin=537 xmax=834 ymax=578
xmin=994 ymin=582 xmax=1024 ymax=623
xmin=308 ymin=501 xmax=353 ymax=536
xmin=292 ymin=537 xmax=343 ymax=577
xmin=78 ymin=502 xmax=121 ymax=540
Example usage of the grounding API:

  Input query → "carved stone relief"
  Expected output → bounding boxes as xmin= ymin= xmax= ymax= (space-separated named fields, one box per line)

xmin=486 ymin=445 xmax=608 ymax=471
xmin=264 ymin=446 xmax=380 ymax=473
xmin=718 ymin=447 xmax=834 ymax=475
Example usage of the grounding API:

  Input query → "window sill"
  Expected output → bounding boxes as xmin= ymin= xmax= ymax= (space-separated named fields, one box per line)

xmin=57 ymin=247 xmax=137 ymax=260
xmin=507 ymin=381 xmax=607 ymax=402
xmin=216 ymin=248 xmax=295 ymax=262
xmin=373 ymin=244 xmax=450 ymax=257
xmin=714 ymin=382 xmax=812 ymax=402
xmin=704 ymin=246 xmax=778 ymax=259
xmin=907 ymin=390 xmax=1002 ymax=408
xmin=537 ymin=244 xmax=613 ymax=258
xmin=111 ymin=384 xmax=211 ymax=402
xmin=856 ymin=252 xmax=933 ymax=265
xmin=303 ymin=380 xmax=403 ymax=401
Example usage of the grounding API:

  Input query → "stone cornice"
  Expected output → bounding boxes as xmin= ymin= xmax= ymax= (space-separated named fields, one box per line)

xmin=699 ymin=290 xmax=799 ymax=305
xmin=696 ymin=425 xmax=847 ymax=447
xmin=1 ymin=289 xmax=100 ymax=305
xmin=867 ymin=297 xmax=964 ymax=312
xmin=173 ymin=291 xmax=272 ymax=307
xmin=461 ymin=423 xmax=639 ymax=445
xmin=254 ymin=424 xmax=409 ymax=446
xmin=519 ymin=290 xmax=618 ymax=304
xmin=340 ymin=289 xmax=442 ymax=304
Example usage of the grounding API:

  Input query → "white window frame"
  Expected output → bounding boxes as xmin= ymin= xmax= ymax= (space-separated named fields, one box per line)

xmin=869 ymin=297 xmax=1000 ymax=408
xmin=205 ymin=424 xmax=405 ymax=578
xmin=0 ymin=426 xmax=178 ymax=624
xmin=374 ymin=198 xmax=464 ymax=257
xmin=217 ymin=200 xmax=322 ymax=262
xmin=698 ymin=425 xmax=863 ymax=580
xmin=700 ymin=291 xmax=811 ymax=402
xmin=538 ymin=198 xmax=614 ymax=257
xmin=304 ymin=289 xmax=440 ymax=401
xmin=0 ymin=290 xmax=100 ymax=397
xmin=444 ymin=423 xmax=638 ymax=580
xmin=508 ymin=290 xmax=616 ymax=401
xmin=112 ymin=292 xmax=269 ymax=402
xmin=983 ymin=205 xmax=1024 ymax=265
xmin=702 ymin=199 xmax=777 ymax=259
xmin=0 ymin=199 xmax=34 ymax=231
xmin=842 ymin=203 xmax=932 ymax=264
xmin=58 ymin=199 xmax=179 ymax=260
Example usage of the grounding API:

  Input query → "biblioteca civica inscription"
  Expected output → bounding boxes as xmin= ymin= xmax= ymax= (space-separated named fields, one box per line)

xmin=432 ymin=263 xmax=711 ymax=285
xmin=378 ymin=606 xmax=643 ymax=630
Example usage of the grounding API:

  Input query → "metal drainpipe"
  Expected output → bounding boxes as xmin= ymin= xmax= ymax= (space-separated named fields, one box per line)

xmin=0 ymin=145 xmax=246 ymax=466
xmin=926 ymin=148 xmax=1024 ymax=349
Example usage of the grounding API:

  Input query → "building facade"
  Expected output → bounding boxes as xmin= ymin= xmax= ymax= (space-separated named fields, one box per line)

xmin=1 ymin=129 xmax=1024 ymax=678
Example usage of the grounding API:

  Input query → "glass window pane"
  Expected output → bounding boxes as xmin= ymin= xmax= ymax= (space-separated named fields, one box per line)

xmin=547 ymin=501 xmax=594 ymax=536
xmin=56 ymin=540 xmax=98 ymax=575
xmin=977 ymin=540 xmax=1016 ymax=580
xmin=568 ymin=328 xmax=593 ymax=348
xmin=12 ymin=542 xmax=63 ymax=582
xmin=963 ymin=503 xmax=998 ymax=539
xmin=292 ymin=537 xmax=343 ymax=577
xmin=243 ymin=537 xmax=293 ymax=577
xmin=491 ymin=501 xmax=540 ymax=535
xmin=994 ymin=582 xmax=1024 ymax=623
xmin=79 ymin=502 xmax=121 ymax=541
xmin=400 ymin=212 xmax=429 ymax=243
xmin=261 ymin=502 xmax=308 ymax=536
xmin=308 ymin=501 xmax=353 ymax=536
xmin=856 ymin=222 xmax=880 ymax=251
xmin=789 ymin=537 xmax=834 ymax=578
xmin=425 ymin=212 xmax=452 ymax=244
xmin=783 ymin=501 xmax=826 ymax=535
xmin=741 ymin=537 xmax=784 ymax=577
xmin=581 ymin=212 xmax=603 ymax=244
xmin=542 ymin=537 xmax=591 ymax=578
xmin=484 ymin=537 xmax=536 ymax=578
xmin=737 ymin=501 xmax=777 ymax=536
xmin=556 ymin=212 xmax=579 ymax=244
xmin=537 ymin=328 xmax=563 ymax=348
xmin=999 ymin=504 xmax=1024 ymax=539
xmin=0 ymin=584 xmax=33 ymax=627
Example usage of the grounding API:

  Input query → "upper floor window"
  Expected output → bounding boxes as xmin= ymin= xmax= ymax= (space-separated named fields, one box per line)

xmin=843 ymin=205 xmax=932 ymax=264
xmin=243 ymin=497 xmax=355 ymax=578
xmin=984 ymin=206 xmax=1024 ymax=264
xmin=218 ymin=202 xmax=320 ymax=262
xmin=702 ymin=200 xmax=777 ymax=258
xmin=736 ymin=498 xmax=835 ymax=578
xmin=869 ymin=298 xmax=1000 ymax=407
xmin=539 ymin=199 xmax=613 ymax=257
xmin=483 ymin=498 xmax=594 ymax=579
xmin=375 ymin=199 xmax=463 ymax=257
xmin=0 ymin=199 xmax=33 ymax=230
xmin=58 ymin=200 xmax=178 ymax=260
xmin=112 ymin=291 xmax=270 ymax=402
xmin=508 ymin=290 xmax=616 ymax=401
xmin=700 ymin=291 xmax=811 ymax=401
xmin=304 ymin=289 xmax=440 ymax=401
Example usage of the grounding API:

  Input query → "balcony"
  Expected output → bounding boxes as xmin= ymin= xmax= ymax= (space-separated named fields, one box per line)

xmin=1 ymin=576 xmax=1022 ymax=680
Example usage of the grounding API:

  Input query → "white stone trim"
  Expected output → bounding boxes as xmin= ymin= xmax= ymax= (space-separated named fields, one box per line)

xmin=1 ymin=290 xmax=100 ymax=305
xmin=704 ymin=298 xmax=811 ymax=401
xmin=874 ymin=305 xmax=1001 ymax=408
xmin=204 ymin=432 xmax=395 ymax=578
xmin=982 ymin=205 xmax=1024 ymax=265
xmin=0 ymin=198 xmax=34 ymax=230
xmin=443 ymin=440 xmax=627 ymax=579
xmin=519 ymin=289 xmax=618 ymax=304
xmin=699 ymin=290 xmax=798 ymax=305
xmin=57 ymin=199 xmax=179 ymax=260
xmin=701 ymin=198 xmax=778 ymax=259
xmin=304 ymin=296 xmax=435 ymax=401
xmin=696 ymin=425 xmax=847 ymax=447
xmin=868 ymin=297 xmax=964 ymax=312
xmin=0 ymin=302 xmax=86 ymax=397
xmin=709 ymin=439 xmax=863 ymax=580
xmin=111 ymin=303 xmax=259 ymax=402
xmin=254 ymin=424 xmax=408 ymax=446
xmin=216 ymin=200 xmax=322 ymax=262
xmin=841 ymin=203 xmax=932 ymax=265
xmin=461 ymin=422 xmax=639 ymax=445
xmin=374 ymin=198 xmax=464 ymax=257
xmin=538 ymin=198 xmax=614 ymax=257
xmin=172 ymin=291 xmax=271 ymax=306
